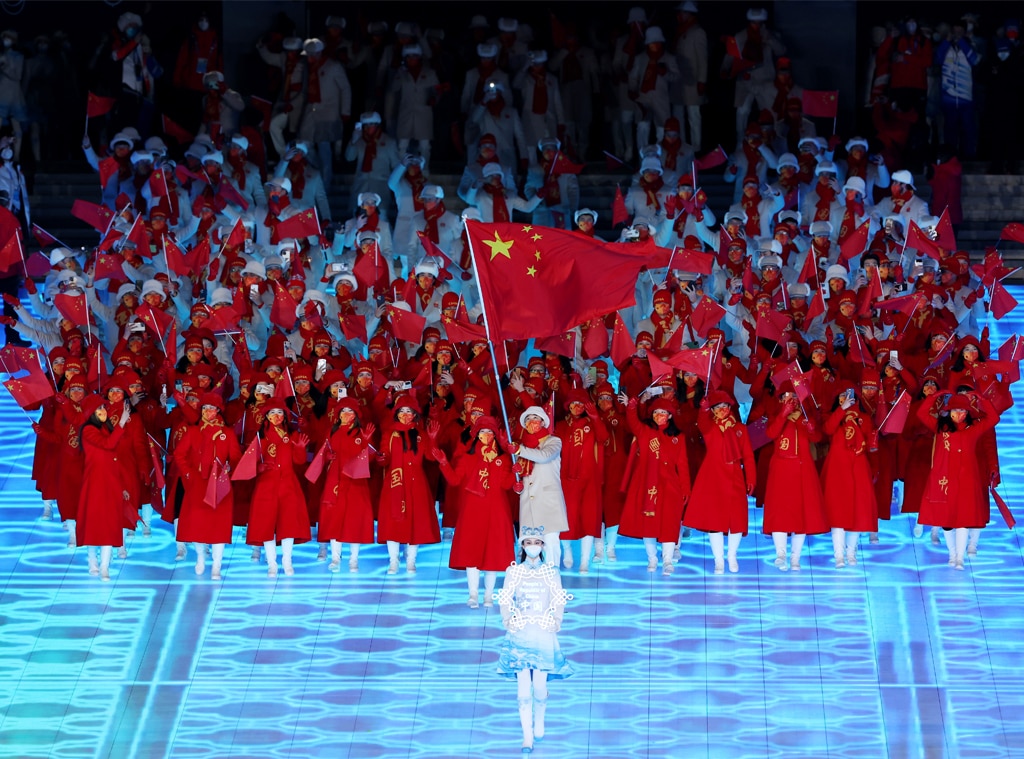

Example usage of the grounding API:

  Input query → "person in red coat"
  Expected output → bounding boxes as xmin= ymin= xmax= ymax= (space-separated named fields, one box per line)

xmin=245 ymin=405 xmax=312 ymax=577
xmin=174 ymin=393 xmax=241 ymax=580
xmin=821 ymin=383 xmax=878 ymax=568
xmin=618 ymin=394 xmax=691 ymax=575
xmin=318 ymin=398 xmax=377 ymax=572
xmin=595 ymin=382 xmax=631 ymax=562
xmin=900 ymin=374 xmax=941 ymax=536
xmin=555 ymin=388 xmax=608 ymax=573
xmin=915 ymin=392 xmax=1000 ymax=570
xmin=763 ymin=382 xmax=828 ymax=571
xmin=376 ymin=395 xmax=441 ymax=573
xmin=683 ymin=391 xmax=756 ymax=574
xmin=76 ymin=396 xmax=132 ymax=581
xmin=431 ymin=415 xmax=518 ymax=608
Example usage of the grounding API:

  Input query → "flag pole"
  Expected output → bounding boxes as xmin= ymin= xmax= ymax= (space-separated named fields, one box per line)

xmin=463 ymin=220 xmax=520 ymax=466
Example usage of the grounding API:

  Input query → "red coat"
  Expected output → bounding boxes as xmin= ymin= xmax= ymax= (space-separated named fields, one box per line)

xmin=36 ymin=398 xmax=84 ymax=520
xmin=174 ymin=421 xmax=242 ymax=544
xmin=684 ymin=409 xmax=756 ymax=535
xmin=899 ymin=396 xmax=936 ymax=514
xmin=31 ymin=396 xmax=60 ymax=500
xmin=76 ymin=424 xmax=128 ymax=547
xmin=376 ymin=424 xmax=441 ymax=545
xmin=245 ymin=425 xmax=311 ymax=544
xmin=762 ymin=410 xmax=828 ymax=535
xmin=318 ymin=424 xmax=375 ymax=543
xmin=599 ymin=405 xmax=632 ymax=526
xmin=916 ymin=398 xmax=999 ymax=528
xmin=619 ymin=404 xmax=691 ymax=542
xmin=556 ymin=413 xmax=607 ymax=539
xmin=174 ymin=26 xmax=223 ymax=93
xmin=821 ymin=407 xmax=878 ymax=532
xmin=440 ymin=445 xmax=516 ymax=571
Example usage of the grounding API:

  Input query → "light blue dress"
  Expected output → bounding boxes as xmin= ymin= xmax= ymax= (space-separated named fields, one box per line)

xmin=496 ymin=559 xmax=573 ymax=679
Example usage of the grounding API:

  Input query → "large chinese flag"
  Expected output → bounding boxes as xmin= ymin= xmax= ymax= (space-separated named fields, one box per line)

xmin=465 ymin=221 xmax=653 ymax=340
xmin=801 ymin=90 xmax=839 ymax=118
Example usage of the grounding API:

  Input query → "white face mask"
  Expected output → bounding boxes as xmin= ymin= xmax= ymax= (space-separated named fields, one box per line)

xmin=2 ymin=39 xmax=11 ymax=48
xmin=523 ymin=545 xmax=543 ymax=558
xmin=198 ymin=20 xmax=210 ymax=31
xmin=998 ymin=51 xmax=1011 ymax=61
xmin=1 ymin=148 xmax=11 ymax=161
xmin=906 ymin=22 xmax=917 ymax=34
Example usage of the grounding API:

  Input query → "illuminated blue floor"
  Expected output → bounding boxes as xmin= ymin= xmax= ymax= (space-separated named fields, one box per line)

xmin=2 ymin=293 xmax=1024 ymax=758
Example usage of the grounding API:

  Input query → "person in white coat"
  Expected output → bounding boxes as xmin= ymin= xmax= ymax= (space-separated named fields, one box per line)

xmin=548 ymin=32 xmax=600 ymax=159
xmin=412 ymin=184 xmax=464 ymax=268
xmin=457 ymin=133 xmax=516 ymax=205
xmin=628 ymin=26 xmax=679 ymax=150
xmin=836 ymin=137 xmax=889 ymax=208
xmin=501 ymin=406 xmax=569 ymax=568
xmin=272 ymin=142 xmax=331 ymax=222
xmin=297 ymin=38 xmax=351 ymax=188
xmin=870 ymin=169 xmax=930 ymax=228
xmin=672 ymin=2 xmax=708 ymax=150
xmin=800 ymin=161 xmax=845 ymax=234
xmin=256 ymin=36 xmax=305 ymax=157
xmin=345 ymin=111 xmax=401 ymax=212
xmin=388 ymin=44 xmax=440 ymax=169
xmin=720 ymin=7 xmax=786 ymax=140
xmin=468 ymin=83 xmax=530 ymax=171
xmin=388 ymin=153 xmax=429 ymax=259
xmin=461 ymin=43 xmax=510 ymax=148
xmin=224 ymin=135 xmax=266 ymax=211
xmin=515 ymin=51 xmax=565 ymax=153
xmin=463 ymin=163 xmax=541 ymax=223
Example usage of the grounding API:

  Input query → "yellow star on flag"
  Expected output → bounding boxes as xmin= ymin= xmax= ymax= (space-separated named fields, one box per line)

xmin=483 ymin=231 xmax=514 ymax=261
xmin=534 ymin=250 xmax=542 ymax=260
xmin=521 ymin=225 xmax=533 ymax=233
xmin=531 ymin=234 xmax=543 ymax=242
xmin=526 ymin=266 xmax=537 ymax=277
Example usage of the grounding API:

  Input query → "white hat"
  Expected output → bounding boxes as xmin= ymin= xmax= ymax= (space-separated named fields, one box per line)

xmin=640 ymin=156 xmax=663 ymax=175
xmin=265 ymin=176 xmax=292 ymax=194
xmin=679 ymin=1 xmax=699 ymax=12
xmin=110 ymin=132 xmax=134 ymax=149
xmin=482 ymin=163 xmax=504 ymax=178
xmin=359 ymin=111 xmax=382 ymax=125
xmin=677 ymin=270 xmax=700 ymax=282
xmin=303 ymin=38 xmax=325 ymax=55
xmin=759 ymin=253 xmax=782 ymax=269
xmin=201 ymin=151 xmax=224 ymax=165
xmin=325 ymin=15 xmax=346 ymax=29
xmin=788 ymin=282 xmax=811 ymax=298
xmin=574 ymin=208 xmax=598 ymax=225
xmin=184 ymin=142 xmax=210 ymax=160
xmin=846 ymin=137 xmax=869 ymax=152
xmin=141 ymin=279 xmax=165 ymax=300
xmin=357 ymin=192 xmax=381 ymax=206
xmin=917 ymin=215 xmax=939 ymax=230
xmin=519 ymin=405 xmax=550 ymax=428
xmin=814 ymin=160 xmax=837 ymax=176
xmin=116 ymin=283 xmax=138 ymax=301
xmin=776 ymin=152 xmax=799 ymax=169
xmin=892 ymin=169 xmax=915 ymax=188
xmin=462 ymin=208 xmax=482 ymax=222
xmin=529 ymin=50 xmax=548 ymax=65
xmin=395 ymin=21 xmax=416 ymax=37
xmin=470 ymin=16 xmax=489 ymax=30
xmin=761 ymin=239 xmax=784 ymax=255
xmin=402 ymin=44 xmax=423 ymax=57
xmin=230 ymin=134 xmax=249 ymax=151
xmin=414 ymin=259 xmax=440 ymax=277
xmin=421 ymin=184 xmax=444 ymax=200
xmin=724 ymin=206 xmax=748 ymax=225
xmin=809 ymin=220 xmax=833 ymax=237
xmin=497 ymin=17 xmax=518 ymax=33
xmin=639 ymin=144 xmax=663 ymax=159
xmin=241 ymin=260 xmax=266 ymax=279
xmin=367 ymin=22 xmax=388 ymax=36
xmin=777 ymin=210 xmax=801 ymax=226
xmin=357 ymin=230 xmax=381 ymax=245
xmin=633 ymin=216 xmax=658 ymax=233
xmin=117 ymin=12 xmax=142 ymax=32
xmin=282 ymin=36 xmax=303 ymax=51
xmin=538 ymin=136 xmax=561 ymax=151
xmin=477 ymin=42 xmax=498 ymax=58
xmin=202 ymin=70 xmax=225 ymax=86
xmin=404 ymin=153 xmax=426 ymax=167
xmin=627 ymin=7 xmax=647 ymax=24
xmin=144 ymin=136 xmax=167 ymax=156
xmin=798 ymin=136 xmax=818 ymax=151
xmin=48 ymin=247 xmax=73 ymax=265
xmin=644 ymin=26 xmax=666 ymax=45
xmin=843 ymin=176 xmax=866 ymax=195
xmin=209 ymin=287 xmax=233 ymax=306
xmin=747 ymin=8 xmax=768 ymax=21
xmin=264 ymin=255 xmax=284 ymax=270
xmin=56 ymin=269 xmax=82 ymax=287
xmin=825 ymin=264 xmax=849 ymax=283
xmin=332 ymin=272 xmax=358 ymax=290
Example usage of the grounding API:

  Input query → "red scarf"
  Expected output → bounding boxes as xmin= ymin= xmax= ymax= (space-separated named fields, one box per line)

xmin=531 ymin=71 xmax=548 ymax=114
xmin=226 ymin=153 xmax=247 ymax=190
xmin=839 ymin=409 xmax=867 ymax=454
xmin=814 ymin=184 xmax=836 ymax=222
xmin=639 ymin=175 xmax=664 ymax=211
xmin=306 ymin=57 xmax=325 ymax=104
xmin=266 ymin=196 xmax=291 ymax=244
xmin=640 ymin=48 xmax=664 ymax=93
xmin=741 ymin=141 xmax=763 ymax=184
xmin=742 ymin=26 xmax=763 ymax=64
xmin=796 ymin=153 xmax=817 ymax=185
xmin=361 ymin=208 xmax=380 ymax=232
xmin=652 ymin=311 xmax=675 ymax=348
xmin=540 ymin=161 xmax=562 ymax=207
xmin=482 ymin=183 xmax=510 ymax=222
xmin=741 ymin=193 xmax=762 ymax=237
xmin=287 ymin=160 xmax=307 ymax=199
xmin=517 ymin=429 xmax=549 ymax=477
xmin=838 ymin=200 xmax=863 ymax=243
xmin=407 ymin=171 xmax=426 ymax=212
xmin=891 ymin=185 xmax=913 ymax=212
xmin=423 ymin=201 xmax=445 ymax=242
xmin=846 ymin=152 xmax=868 ymax=180
xmin=361 ymin=133 xmax=379 ymax=173
xmin=661 ymin=137 xmax=681 ymax=170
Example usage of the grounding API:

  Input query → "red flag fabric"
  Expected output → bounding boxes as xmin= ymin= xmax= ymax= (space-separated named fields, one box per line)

xmin=149 ymin=166 xmax=169 ymax=199
xmin=693 ymin=145 xmax=729 ymax=170
xmin=86 ymin=91 xmax=117 ymax=118
xmin=1000 ymin=222 xmax=1024 ymax=245
xmin=465 ymin=221 xmax=657 ymax=340
xmin=186 ymin=238 xmax=211 ymax=276
xmin=134 ymin=304 xmax=174 ymax=344
xmin=991 ymin=281 xmax=1019 ymax=320
xmin=161 ymin=114 xmax=194 ymax=144
xmin=789 ymin=369 xmax=814 ymax=403
xmin=223 ymin=217 xmax=247 ymax=249
xmin=934 ymin=209 xmax=956 ymax=250
xmin=991 ymin=485 xmax=1016 ymax=529
xmin=339 ymin=313 xmax=368 ymax=343
xmin=387 ymin=305 xmax=427 ymax=343
xmin=906 ymin=221 xmax=942 ymax=260
xmin=341 ymin=446 xmax=371 ymax=479
xmin=839 ymin=220 xmax=870 ymax=262
xmin=723 ymin=37 xmax=755 ymax=76
xmin=163 ymin=238 xmax=190 ymax=277
xmin=228 ymin=330 xmax=253 ymax=373
xmin=0 ymin=344 xmax=40 ymax=374
xmin=175 ymin=164 xmax=205 ymax=186
xmin=231 ymin=435 xmax=261 ymax=481
xmin=611 ymin=186 xmax=629 ymax=227
xmin=205 ymin=304 xmax=243 ymax=333
xmin=755 ymin=309 xmax=791 ymax=344
xmin=54 ymin=293 xmax=89 ymax=327
xmin=213 ymin=176 xmax=249 ymax=212
xmin=0 ymin=230 xmax=22 ymax=273
xmin=801 ymin=89 xmax=839 ymax=118
xmin=416 ymin=231 xmax=455 ymax=272
xmin=26 ymin=251 xmax=50 ymax=279
xmin=671 ymin=247 xmax=715 ymax=275
xmin=441 ymin=314 xmax=486 ymax=343
xmin=147 ymin=435 xmax=166 ymax=491
xmin=93 ymin=252 xmax=125 ymax=283
xmin=71 ymin=199 xmax=115 ymax=231
xmin=647 ymin=351 xmax=675 ymax=383
xmin=689 ymin=296 xmax=726 ymax=337
xmin=270 ymin=285 xmax=298 ymax=332
xmin=880 ymin=390 xmax=912 ymax=435
xmin=610 ymin=312 xmax=634 ymax=367
xmin=203 ymin=460 xmax=232 ymax=508
xmin=806 ymin=289 xmax=826 ymax=323
xmin=581 ymin=319 xmax=608 ymax=359
xmin=3 ymin=371 xmax=54 ymax=408
xmin=665 ymin=347 xmax=712 ymax=381
xmin=535 ymin=331 xmax=577 ymax=358
xmin=274 ymin=368 xmax=296 ymax=401
xmin=874 ymin=293 xmax=919 ymax=318
xmin=771 ymin=361 xmax=805 ymax=391
xmin=747 ymin=415 xmax=771 ymax=450
xmin=857 ymin=266 xmax=884 ymax=317
xmin=352 ymin=246 xmax=387 ymax=293
xmin=305 ymin=440 xmax=330 ymax=482
xmin=275 ymin=209 xmax=321 ymax=240
xmin=997 ymin=335 xmax=1023 ymax=384
xmin=251 ymin=96 xmax=273 ymax=132
xmin=30 ymin=224 xmax=59 ymax=248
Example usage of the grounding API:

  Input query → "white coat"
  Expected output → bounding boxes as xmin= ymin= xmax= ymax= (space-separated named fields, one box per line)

xmin=517 ymin=435 xmax=569 ymax=534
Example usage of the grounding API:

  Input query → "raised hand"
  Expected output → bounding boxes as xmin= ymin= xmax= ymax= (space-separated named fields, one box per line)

xmin=293 ymin=432 xmax=311 ymax=448
xmin=426 ymin=419 xmax=441 ymax=440
xmin=363 ymin=422 xmax=376 ymax=440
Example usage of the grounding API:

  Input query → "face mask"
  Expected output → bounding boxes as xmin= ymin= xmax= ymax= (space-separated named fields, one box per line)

xmin=998 ymin=51 xmax=1011 ymax=61
xmin=2 ymin=39 xmax=11 ymax=48
xmin=126 ymin=27 xmax=139 ymax=40
xmin=524 ymin=545 xmax=543 ymax=558
xmin=198 ymin=20 xmax=210 ymax=31
xmin=1 ymin=149 xmax=11 ymax=161
xmin=906 ymin=22 xmax=917 ymax=34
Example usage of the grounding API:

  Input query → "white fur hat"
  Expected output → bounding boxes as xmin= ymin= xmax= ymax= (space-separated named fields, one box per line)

xmin=421 ymin=184 xmax=444 ymax=200
xmin=357 ymin=192 xmax=381 ymax=206
xmin=747 ymin=8 xmax=768 ymax=22
xmin=497 ymin=17 xmax=518 ymax=33
xmin=574 ymin=208 xmax=598 ymax=225
xmin=482 ymin=163 xmax=504 ymax=178
xmin=520 ymin=405 xmax=550 ymax=428
xmin=825 ymin=264 xmax=849 ymax=283
xmin=843 ymin=176 xmax=866 ymax=195
xmin=640 ymin=156 xmax=663 ymax=175
xmin=892 ymin=169 xmax=915 ymax=188
xmin=414 ymin=259 xmax=440 ymax=277
xmin=777 ymin=152 xmax=799 ymax=169
xmin=477 ymin=42 xmax=498 ymax=58
xmin=241 ymin=260 xmax=266 ymax=279
xmin=644 ymin=26 xmax=666 ymax=45
xmin=209 ymin=287 xmax=233 ymax=306
xmin=141 ymin=279 xmax=165 ymax=299
xmin=809 ymin=220 xmax=833 ymax=237
xmin=265 ymin=176 xmax=292 ymax=194
xmin=529 ymin=50 xmax=548 ymax=65
xmin=814 ymin=160 xmax=838 ymax=176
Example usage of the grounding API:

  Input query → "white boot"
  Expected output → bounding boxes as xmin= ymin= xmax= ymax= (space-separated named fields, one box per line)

xmin=845 ymin=532 xmax=860 ymax=566
xmin=66 ymin=519 xmax=76 ymax=548
xmin=954 ymin=527 xmax=968 ymax=570
xmin=931 ymin=526 xmax=941 ymax=545
xmin=661 ymin=541 xmax=675 ymax=576
xmin=483 ymin=571 xmax=497 ymax=607
xmin=387 ymin=541 xmax=400 ymax=574
xmin=193 ymin=542 xmax=206 ymax=575
xmin=605 ymin=526 xmax=619 ymax=561
xmin=251 ymin=545 xmax=262 ymax=562
xmin=518 ymin=696 xmax=534 ymax=751
xmin=141 ymin=503 xmax=153 ymax=537
xmin=790 ymin=534 xmax=806 ymax=571
xmin=265 ymin=540 xmax=278 ymax=577
xmin=593 ymin=526 xmax=605 ymax=564
xmin=87 ymin=546 xmax=99 ymax=576
xmin=580 ymin=536 xmax=594 ymax=574
xmin=967 ymin=528 xmax=980 ymax=557
xmin=348 ymin=543 xmax=360 ymax=572
xmin=543 ymin=532 xmax=561 ymax=567
xmin=99 ymin=545 xmax=112 ymax=582
xmin=727 ymin=533 xmax=741 ymax=573
xmin=406 ymin=544 xmax=418 ymax=573
xmin=709 ymin=532 xmax=725 ymax=574
xmin=944 ymin=529 xmax=957 ymax=566
xmin=533 ymin=695 xmax=548 ymax=741
xmin=913 ymin=517 xmax=923 ymax=538
xmin=644 ymin=538 xmax=658 ymax=571
xmin=42 ymin=502 xmax=53 ymax=520
xmin=466 ymin=567 xmax=481 ymax=608
xmin=211 ymin=544 xmax=224 ymax=580
xmin=119 ymin=529 xmax=130 ymax=559
xmin=329 ymin=540 xmax=342 ymax=572
xmin=281 ymin=538 xmax=295 ymax=575
xmin=831 ymin=528 xmax=846 ymax=568
xmin=561 ymin=540 xmax=574 ymax=569
xmin=772 ymin=532 xmax=788 ymax=571
xmin=317 ymin=542 xmax=328 ymax=562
